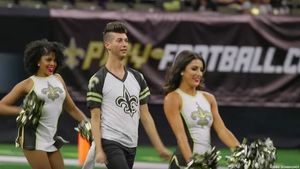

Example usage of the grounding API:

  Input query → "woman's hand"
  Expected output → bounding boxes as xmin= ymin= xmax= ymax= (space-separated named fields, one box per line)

xmin=158 ymin=147 xmax=172 ymax=161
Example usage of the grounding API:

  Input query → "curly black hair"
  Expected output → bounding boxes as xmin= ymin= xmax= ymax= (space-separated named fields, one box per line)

xmin=23 ymin=39 xmax=65 ymax=75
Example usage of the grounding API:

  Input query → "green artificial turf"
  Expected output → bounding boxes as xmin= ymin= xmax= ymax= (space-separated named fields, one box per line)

xmin=0 ymin=143 xmax=299 ymax=167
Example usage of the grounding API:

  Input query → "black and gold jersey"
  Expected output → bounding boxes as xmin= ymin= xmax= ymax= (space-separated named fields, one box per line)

xmin=87 ymin=66 xmax=150 ymax=147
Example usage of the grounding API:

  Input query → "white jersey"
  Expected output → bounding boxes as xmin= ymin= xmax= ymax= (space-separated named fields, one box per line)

xmin=17 ymin=75 xmax=66 ymax=151
xmin=176 ymin=89 xmax=213 ymax=154
xmin=87 ymin=66 xmax=150 ymax=148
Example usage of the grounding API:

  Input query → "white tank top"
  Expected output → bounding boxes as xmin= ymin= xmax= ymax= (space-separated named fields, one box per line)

xmin=30 ymin=75 xmax=66 ymax=151
xmin=175 ymin=89 xmax=213 ymax=154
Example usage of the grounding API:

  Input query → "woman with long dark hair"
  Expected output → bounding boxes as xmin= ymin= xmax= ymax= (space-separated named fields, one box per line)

xmin=164 ymin=50 xmax=240 ymax=169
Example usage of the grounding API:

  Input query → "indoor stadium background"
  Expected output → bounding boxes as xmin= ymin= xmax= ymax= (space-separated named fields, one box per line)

xmin=0 ymin=0 xmax=299 ymax=168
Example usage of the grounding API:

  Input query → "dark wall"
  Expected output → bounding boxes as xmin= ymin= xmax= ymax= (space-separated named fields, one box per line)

xmin=1 ymin=101 xmax=299 ymax=148
xmin=139 ymin=104 xmax=300 ymax=148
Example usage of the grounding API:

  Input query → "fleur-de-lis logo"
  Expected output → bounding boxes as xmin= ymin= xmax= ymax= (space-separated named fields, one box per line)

xmin=41 ymin=82 xmax=63 ymax=101
xmin=115 ymin=85 xmax=138 ymax=117
xmin=88 ymin=75 xmax=99 ymax=90
xmin=191 ymin=103 xmax=212 ymax=127
xmin=64 ymin=37 xmax=85 ymax=69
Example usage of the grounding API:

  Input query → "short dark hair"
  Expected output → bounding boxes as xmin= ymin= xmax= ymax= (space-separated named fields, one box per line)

xmin=24 ymin=39 xmax=65 ymax=75
xmin=103 ymin=21 xmax=127 ymax=42
xmin=164 ymin=50 xmax=206 ymax=94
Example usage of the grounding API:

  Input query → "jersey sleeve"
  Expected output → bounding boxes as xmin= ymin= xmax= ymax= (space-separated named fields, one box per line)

xmin=128 ymin=68 xmax=151 ymax=105
xmin=138 ymin=73 xmax=150 ymax=105
xmin=86 ymin=70 xmax=105 ymax=109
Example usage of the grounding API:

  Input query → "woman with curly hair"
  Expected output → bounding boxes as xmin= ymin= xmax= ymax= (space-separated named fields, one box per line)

xmin=0 ymin=39 xmax=88 ymax=169
xmin=163 ymin=50 xmax=240 ymax=169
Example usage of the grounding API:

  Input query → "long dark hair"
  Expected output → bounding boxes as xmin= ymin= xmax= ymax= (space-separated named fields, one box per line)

xmin=164 ymin=50 xmax=206 ymax=94
xmin=24 ymin=39 xmax=64 ymax=75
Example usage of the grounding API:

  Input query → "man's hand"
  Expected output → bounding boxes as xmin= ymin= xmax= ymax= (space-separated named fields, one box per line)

xmin=95 ymin=150 xmax=108 ymax=164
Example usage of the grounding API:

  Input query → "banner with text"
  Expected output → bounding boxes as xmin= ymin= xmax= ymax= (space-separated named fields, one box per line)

xmin=50 ymin=10 xmax=300 ymax=107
